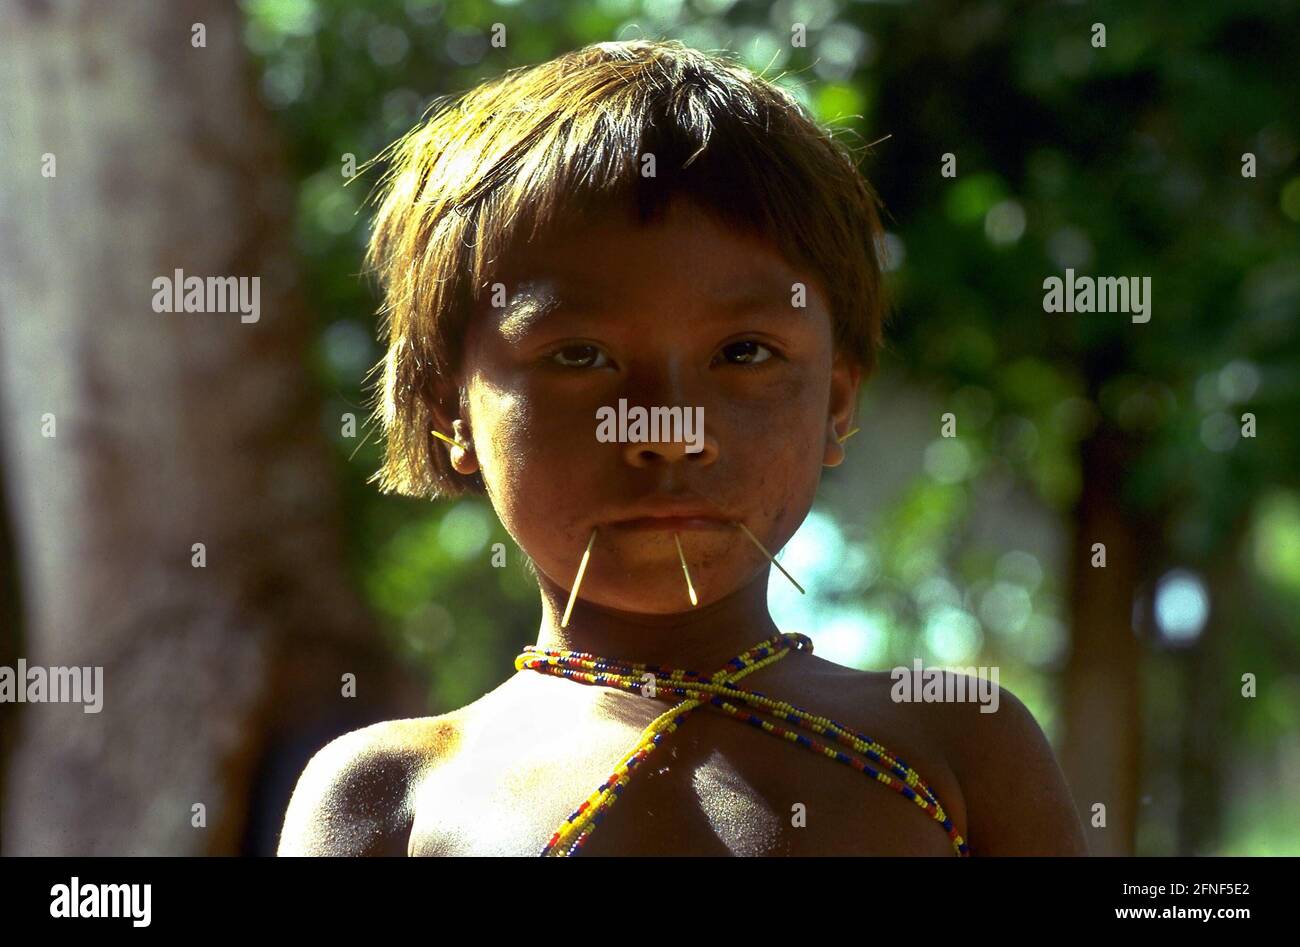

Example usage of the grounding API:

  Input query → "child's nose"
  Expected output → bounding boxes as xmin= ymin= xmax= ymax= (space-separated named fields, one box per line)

xmin=622 ymin=433 xmax=719 ymax=468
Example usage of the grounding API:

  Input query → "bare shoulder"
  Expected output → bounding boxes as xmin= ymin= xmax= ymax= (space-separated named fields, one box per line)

xmin=914 ymin=671 xmax=1089 ymax=855
xmin=777 ymin=654 xmax=971 ymax=840
xmin=276 ymin=714 xmax=462 ymax=856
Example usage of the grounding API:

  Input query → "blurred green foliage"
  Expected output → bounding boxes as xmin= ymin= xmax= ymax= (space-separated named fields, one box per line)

xmin=242 ymin=0 xmax=1300 ymax=853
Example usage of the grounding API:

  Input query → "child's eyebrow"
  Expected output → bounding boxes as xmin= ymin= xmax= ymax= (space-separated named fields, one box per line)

xmin=492 ymin=271 xmax=810 ymax=342
xmin=714 ymin=277 xmax=808 ymax=314
xmin=493 ymin=284 xmax=569 ymax=343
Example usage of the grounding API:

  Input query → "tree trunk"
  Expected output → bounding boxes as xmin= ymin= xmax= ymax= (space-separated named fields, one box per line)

xmin=1060 ymin=426 xmax=1147 ymax=855
xmin=0 ymin=0 xmax=425 ymax=855
xmin=1174 ymin=518 xmax=1249 ymax=855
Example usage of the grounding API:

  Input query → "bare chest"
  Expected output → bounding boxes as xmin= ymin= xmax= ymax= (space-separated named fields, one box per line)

xmin=407 ymin=686 xmax=964 ymax=857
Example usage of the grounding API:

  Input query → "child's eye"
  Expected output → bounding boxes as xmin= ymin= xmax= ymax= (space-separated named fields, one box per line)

xmin=717 ymin=340 xmax=775 ymax=366
xmin=549 ymin=344 xmax=610 ymax=369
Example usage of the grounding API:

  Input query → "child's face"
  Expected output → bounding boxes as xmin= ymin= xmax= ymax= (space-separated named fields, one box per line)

xmin=450 ymin=198 xmax=860 ymax=616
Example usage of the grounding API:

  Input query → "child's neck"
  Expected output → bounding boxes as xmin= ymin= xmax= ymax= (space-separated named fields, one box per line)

xmin=532 ymin=569 xmax=781 ymax=672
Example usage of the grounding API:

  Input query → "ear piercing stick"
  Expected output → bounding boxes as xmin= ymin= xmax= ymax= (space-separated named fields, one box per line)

xmin=837 ymin=426 xmax=861 ymax=444
xmin=735 ymin=522 xmax=806 ymax=595
xmin=432 ymin=429 xmax=465 ymax=449
xmin=673 ymin=532 xmax=698 ymax=607
xmin=561 ymin=527 xmax=598 ymax=629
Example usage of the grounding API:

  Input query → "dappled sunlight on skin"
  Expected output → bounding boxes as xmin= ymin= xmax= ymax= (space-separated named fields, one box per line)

xmin=689 ymin=749 xmax=783 ymax=856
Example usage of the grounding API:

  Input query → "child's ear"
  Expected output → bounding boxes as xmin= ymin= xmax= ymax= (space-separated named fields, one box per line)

xmin=823 ymin=351 xmax=862 ymax=468
xmin=430 ymin=385 xmax=480 ymax=476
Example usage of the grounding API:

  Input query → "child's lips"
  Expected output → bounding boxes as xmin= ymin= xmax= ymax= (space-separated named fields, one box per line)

xmin=605 ymin=494 xmax=733 ymax=531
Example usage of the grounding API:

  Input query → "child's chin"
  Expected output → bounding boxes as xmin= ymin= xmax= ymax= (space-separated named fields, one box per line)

xmin=582 ymin=570 xmax=739 ymax=613
xmin=598 ymin=527 xmax=736 ymax=552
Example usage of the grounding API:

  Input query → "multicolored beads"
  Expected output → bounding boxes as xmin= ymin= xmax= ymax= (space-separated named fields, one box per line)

xmin=514 ymin=631 xmax=971 ymax=856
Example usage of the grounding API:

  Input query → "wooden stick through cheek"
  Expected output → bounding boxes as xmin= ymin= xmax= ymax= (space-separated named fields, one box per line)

xmin=673 ymin=532 xmax=699 ymax=607
xmin=561 ymin=527 xmax=598 ymax=629
xmin=735 ymin=521 xmax=806 ymax=595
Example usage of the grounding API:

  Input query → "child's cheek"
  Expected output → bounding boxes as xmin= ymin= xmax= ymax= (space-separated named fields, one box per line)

xmin=470 ymin=381 xmax=595 ymax=524
xmin=744 ymin=373 xmax=829 ymax=531
xmin=725 ymin=368 xmax=824 ymax=459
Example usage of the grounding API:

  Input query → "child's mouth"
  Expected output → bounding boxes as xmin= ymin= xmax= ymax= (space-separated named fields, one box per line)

xmin=604 ymin=493 xmax=735 ymax=532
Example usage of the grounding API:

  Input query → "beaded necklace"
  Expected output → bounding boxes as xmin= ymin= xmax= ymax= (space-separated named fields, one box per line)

xmin=514 ymin=630 xmax=970 ymax=856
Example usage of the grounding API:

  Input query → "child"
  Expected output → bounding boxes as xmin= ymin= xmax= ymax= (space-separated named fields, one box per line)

xmin=277 ymin=39 xmax=1087 ymax=856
